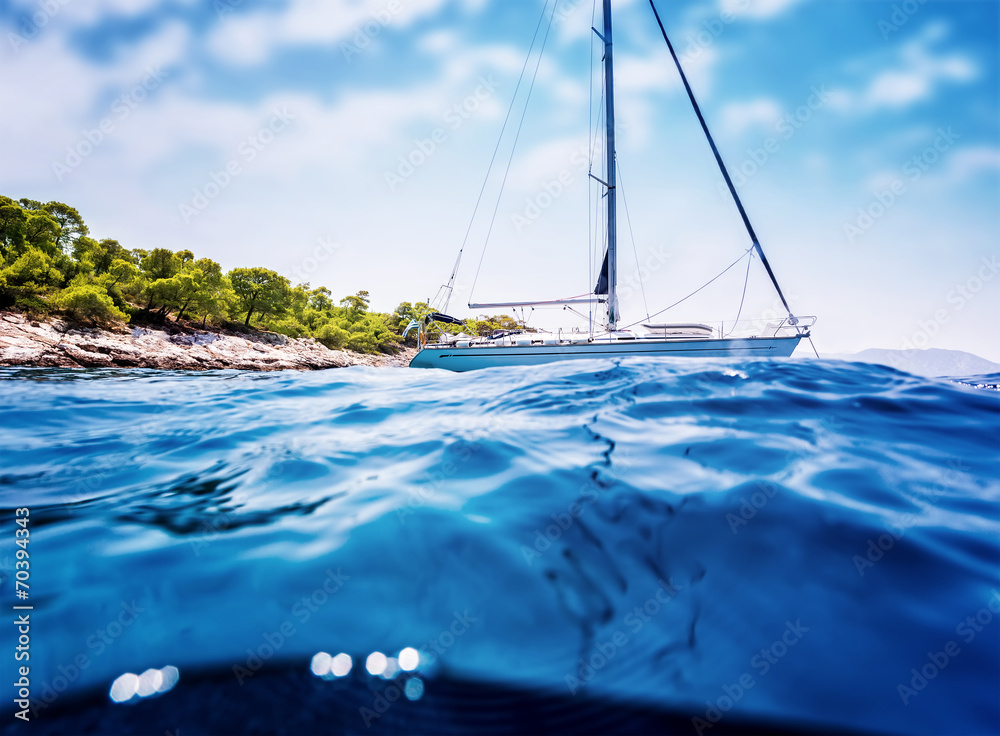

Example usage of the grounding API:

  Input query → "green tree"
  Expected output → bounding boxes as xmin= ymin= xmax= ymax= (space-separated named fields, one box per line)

xmin=178 ymin=258 xmax=228 ymax=322
xmin=74 ymin=238 xmax=131 ymax=275
xmin=101 ymin=258 xmax=140 ymax=292
xmin=137 ymin=248 xmax=185 ymax=312
xmin=469 ymin=314 xmax=524 ymax=336
xmin=309 ymin=286 xmax=333 ymax=313
xmin=141 ymin=248 xmax=182 ymax=282
xmin=0 ymin=197 xmax=27 ymax=258
xmin=390 ymin=300 xmax=431 ymax=331
xmin=41 ymin=201 xmax=89 ymax=253
xmin=22 ymin=210 xmax=61 ymax=256
xmin=228 ymin=267 xmax=291 ymax=326
xmin=340 ymin=290 xmax=370 ymax=315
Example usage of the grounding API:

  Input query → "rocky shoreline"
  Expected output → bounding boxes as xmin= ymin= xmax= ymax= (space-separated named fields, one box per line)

xmin=0 ymin=312 xmax=416 ymax=371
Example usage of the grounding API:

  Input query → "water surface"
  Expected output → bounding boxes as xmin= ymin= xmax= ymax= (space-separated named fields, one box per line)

xmin=2 ymin=359 xmax=998 ymax=734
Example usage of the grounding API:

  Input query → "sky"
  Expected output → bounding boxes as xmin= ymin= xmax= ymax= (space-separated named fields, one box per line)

xmin=1 ymin=0 xmax=997 ymax=360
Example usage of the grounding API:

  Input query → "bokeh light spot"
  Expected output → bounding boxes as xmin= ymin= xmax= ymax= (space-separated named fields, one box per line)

xmin=398 ymin=647 xmax=420 ymax=671
xmin=366 ymin=652 xmax=387 ymax=676
xmin=404 ymin=677 xmax=425 ymax=701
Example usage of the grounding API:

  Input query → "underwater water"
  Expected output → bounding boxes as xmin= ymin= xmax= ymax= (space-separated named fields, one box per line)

xmin=1 ymin=358 xmax=998 ymax=735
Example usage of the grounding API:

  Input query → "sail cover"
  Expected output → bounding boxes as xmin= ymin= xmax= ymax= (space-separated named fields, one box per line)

xmin=594 ymin=250 xmax=609 ymax=295
xmin=427 ymin=312 xmax=465 ymax=326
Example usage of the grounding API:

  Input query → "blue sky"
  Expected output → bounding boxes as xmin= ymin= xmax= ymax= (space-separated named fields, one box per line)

xmin=1 ymin=0 xmax=997 ymax=360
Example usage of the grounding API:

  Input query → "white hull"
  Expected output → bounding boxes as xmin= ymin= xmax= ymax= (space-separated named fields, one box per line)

xmin=409 ymin=336 xmax=802 ymax=371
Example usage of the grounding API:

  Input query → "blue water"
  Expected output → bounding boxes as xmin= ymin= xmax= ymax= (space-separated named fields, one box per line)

xmin=2 ymin=359 xmax=998 ymax=735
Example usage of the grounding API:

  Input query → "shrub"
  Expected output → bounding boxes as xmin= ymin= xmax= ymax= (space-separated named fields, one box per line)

xmin=315 ymin=322 xmax=349 ymax=350
xmin=52 ymin=284 xmax=127 ymax=325
xmin=14 ymin=293 xmax=50 ymax=317
xmin=1 ymin=247 xmax=62 ymax=289
xmin=264 ymin=317 xmax=309 ymax=339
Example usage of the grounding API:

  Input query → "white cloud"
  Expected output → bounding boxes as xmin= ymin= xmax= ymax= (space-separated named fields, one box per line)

xmin=863 ymin=45 xmax=976 ymax=110
xmin=862 ymin=145 xmax=1000 ymax=193
xmin=46 ymin=0 xmax=170 ymax=25
xmin=206 ymin=0 xmax=452 ymax=67
xmin=205 ymin=14 xmax=274 ymax=66
xmin=506 ymin=135 xmax=590 ymax=192
xmin=418 ymin=30 xmax=458 ymax=55
xmin=831 ymin=23 xmax=978 ymax=114
xmin=0 ymin=20 xmax=189 ymax=178
xmin=943 ymin=146 xmax=1000 ymax=185
xmin=720 ymin=97 xmax=781 ymax=136
xmin=614 ymin=49 xmax=676 ymax=93
xmin=720 ymin=0 xmax=805 ymax=20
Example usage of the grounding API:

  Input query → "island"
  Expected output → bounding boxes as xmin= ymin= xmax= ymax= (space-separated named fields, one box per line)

xmin=0 ymin=195 xmax=518 ymax=371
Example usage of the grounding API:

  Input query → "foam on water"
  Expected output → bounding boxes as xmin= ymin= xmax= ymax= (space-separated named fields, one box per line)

xmin=1 ymin=359 xmax=998 ymax=734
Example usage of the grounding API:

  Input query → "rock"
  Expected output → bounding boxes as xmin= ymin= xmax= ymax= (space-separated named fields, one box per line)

xmin=0 ymin=312 xmax=417 ymax=372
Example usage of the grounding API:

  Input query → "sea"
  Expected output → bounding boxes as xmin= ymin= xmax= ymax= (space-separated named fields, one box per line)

xmin=2 ymin=358 xmax=998 ymax=735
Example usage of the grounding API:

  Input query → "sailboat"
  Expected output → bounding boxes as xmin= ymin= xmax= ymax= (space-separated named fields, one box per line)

xmin=409 ymin=0 xmax=815 ymax=372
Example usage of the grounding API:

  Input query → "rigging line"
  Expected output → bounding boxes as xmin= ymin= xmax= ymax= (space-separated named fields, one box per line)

xmin=620 ymin=247 xmax=753 ymax=331
xmin=647 ymin=0 xmax=796 ymax=322
xmin=588 ymin=0 xmax=596 ymax=333
xmin=563 ymin=304 xmax=592 ymax=322
xmin=587 ymin=30 xmax=607 ymax=312
xmin=807 ymin=336 xmax=820 ymax=359
xmin=723 ymin=251 xmax=753 ymax=338
xmin=590 ymin=89 xmax=607 ymax=258
xmin=590 ymin=77 xmax=606 ymax=173
xmin=616 ymin=159 xmax=650 ymax=321
xmin=460 ymin=0 xmax=554 ymax=308
xmin=470 ymin=0 xmax=559 ymax=302
xmin=589 ymin=40 xmax=607 ymax=334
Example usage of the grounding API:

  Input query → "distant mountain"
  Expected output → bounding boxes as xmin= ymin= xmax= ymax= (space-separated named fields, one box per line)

xmin=824 ymin=348 xmax=1000 ymax=377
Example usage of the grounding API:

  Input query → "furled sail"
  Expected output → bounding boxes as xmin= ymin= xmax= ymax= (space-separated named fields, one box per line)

xmin=427 ymin=312 xmax=465 ymax=326
xmin=594 ymin=250 xmax=609 ymax=295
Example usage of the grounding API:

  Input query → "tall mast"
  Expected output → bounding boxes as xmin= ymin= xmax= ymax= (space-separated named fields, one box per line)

xmin=602 ymin=0 xmax=618 ymax=331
